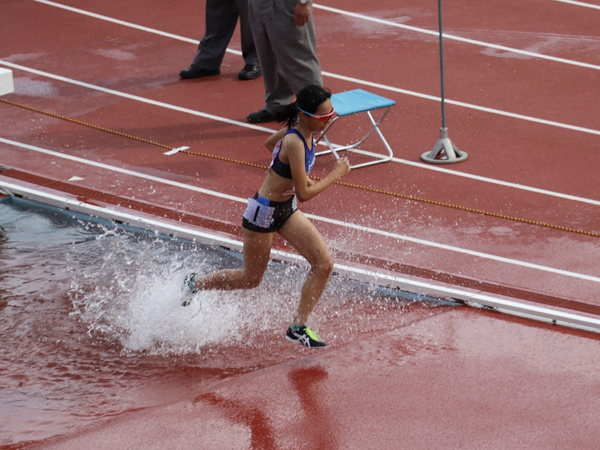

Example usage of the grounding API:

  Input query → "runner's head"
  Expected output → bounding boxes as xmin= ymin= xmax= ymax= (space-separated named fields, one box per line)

xmin=279 ymin=85 xmax=335 ymax=130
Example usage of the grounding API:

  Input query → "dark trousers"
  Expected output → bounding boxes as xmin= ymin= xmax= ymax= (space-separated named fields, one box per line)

xmin=248 ymin=0 xmax=322 ymax=114
xmin=192 ymin=0 xmax=259 ymax=70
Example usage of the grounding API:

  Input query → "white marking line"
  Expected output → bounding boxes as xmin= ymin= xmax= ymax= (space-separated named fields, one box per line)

xmin=34 ymin=0 xmax=600 ymax=72
xmin=323 ymin=70 xmax=600 ymax=137
xmin=2 ymin=179 xmax=600 ymax=333
xmin=554 ymin=0 xmax=600 ymax=10
xmin=33 ymin=0 xmax=199 ymax=45
xmin=2 ymin=61 xmax=599 ymax=208
xmin=2 ymin=136 xmax=600 ymax=284
xmin=164 ymin=146 xmax=189 ymax=155
xmin=373 ymin=156 xmax=600 ymax=207
xmin=314 ymin=4 xmax=600 ymax=71
xmin=0 ymin=61 xmax=273 ymax=133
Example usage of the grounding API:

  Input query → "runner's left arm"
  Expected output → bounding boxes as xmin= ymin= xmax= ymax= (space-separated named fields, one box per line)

xmin=288 ymin=138 xmax=350 ymax=202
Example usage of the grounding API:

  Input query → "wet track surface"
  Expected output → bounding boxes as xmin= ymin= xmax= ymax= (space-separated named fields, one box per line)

xmin=1 ymin=198 xmax=600 ymax=449
xmin=1 ymin=0 xmax=600 ymax=447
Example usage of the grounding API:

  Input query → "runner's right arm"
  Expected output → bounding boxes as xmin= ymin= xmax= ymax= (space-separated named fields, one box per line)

xmin=264 ymin=128 xmax=287 ymax=153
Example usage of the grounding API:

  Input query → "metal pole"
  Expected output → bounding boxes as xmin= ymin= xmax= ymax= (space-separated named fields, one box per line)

xmin=438 ymin=0 xmax=446 ymax=130
xmin=421 ymin=0 xmax=468 ymax=164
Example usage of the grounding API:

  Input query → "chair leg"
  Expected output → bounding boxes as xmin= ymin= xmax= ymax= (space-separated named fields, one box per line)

xmin=314 ymin=107 xmax=394 ymax=169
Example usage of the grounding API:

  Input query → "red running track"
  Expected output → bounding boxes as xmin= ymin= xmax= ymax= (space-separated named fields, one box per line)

xmin=31 ymin=311 xmax=600 ymax=450
xmin=1 ymin=0 xmax=600 ymax=447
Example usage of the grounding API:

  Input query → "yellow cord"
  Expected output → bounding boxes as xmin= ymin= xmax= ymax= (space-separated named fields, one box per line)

xmin=2 ymin=98 xmax=598 ymax=238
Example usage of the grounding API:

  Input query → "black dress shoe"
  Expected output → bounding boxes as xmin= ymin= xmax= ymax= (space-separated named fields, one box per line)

xmin=247 ymin=109 xmax=276 ymax=123
xmin=238 ymin=64 xmax=261 ymax=81
xmin=179 ymin=65 xmax=220 ymax=79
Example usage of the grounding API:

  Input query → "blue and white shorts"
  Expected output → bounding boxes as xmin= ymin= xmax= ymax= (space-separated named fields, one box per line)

xmin=242 ymin=193 xmax=298 ymax=233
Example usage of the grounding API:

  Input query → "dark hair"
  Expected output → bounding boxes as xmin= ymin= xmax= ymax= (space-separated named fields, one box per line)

xmin=277 ymin=85 xmax=332 ymax=129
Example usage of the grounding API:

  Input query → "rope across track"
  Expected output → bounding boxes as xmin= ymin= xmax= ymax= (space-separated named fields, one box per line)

xmin=2 ymin=98 xmax=599 ymax=239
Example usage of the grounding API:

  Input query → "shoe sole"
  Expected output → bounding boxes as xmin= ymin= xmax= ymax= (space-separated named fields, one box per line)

xmin=285 ymin=335 xmax=326 ymax=349
xmin=182 ymin=273 xmax=198 ymax=306
xmin=180 ymin=70 xmax=221 ymax=79
xmin=181 ymin=294 xmax=193 ymax=307
xmin=238 ymin=73 xmax=261 ymax=81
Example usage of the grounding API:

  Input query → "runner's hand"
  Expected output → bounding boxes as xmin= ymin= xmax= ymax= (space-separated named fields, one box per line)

xmin=332 ymin=157 xmax=351 ymax=179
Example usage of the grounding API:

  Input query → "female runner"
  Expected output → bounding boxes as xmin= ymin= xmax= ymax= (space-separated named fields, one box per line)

xmin=185 ymin=85 xmax=351 ymax=348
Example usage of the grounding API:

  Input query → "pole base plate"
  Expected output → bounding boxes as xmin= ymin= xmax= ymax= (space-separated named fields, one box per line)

xmin=421 ymin=128 xmax=468 ymax=164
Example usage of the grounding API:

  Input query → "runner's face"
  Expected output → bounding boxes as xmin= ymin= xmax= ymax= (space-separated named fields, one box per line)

xmin=310 ymin=99 xmax=335 ymax=131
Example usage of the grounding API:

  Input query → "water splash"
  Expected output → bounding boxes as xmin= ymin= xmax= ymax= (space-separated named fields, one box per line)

xmin=64 ymin=224 xmax=315 ymax=355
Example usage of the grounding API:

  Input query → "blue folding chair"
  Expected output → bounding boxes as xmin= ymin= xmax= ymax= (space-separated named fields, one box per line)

xmin=315 ymin=89 xmax=396 ymax=169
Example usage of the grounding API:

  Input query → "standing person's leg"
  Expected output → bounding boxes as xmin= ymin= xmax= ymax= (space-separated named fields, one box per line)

xmin=253 ymin=1 xmax=298 ymax=116
xmin=180 ymin=0 xmax=239 ymax=78
xmin=262 ymin=64 xmax=295 ymax=116
xmin=247 ymin=0 xmax=321 ymax=120
xmin=267 ymin=0 xmax=323 ymax=95
xmin=247 ymin=0 xmax=287 ymax=119
xmin=237 ymin=0 xmax=259 ymax=67
xmin=189 ymin=229 xmax=274 ymax=292
xmin=277 ymin=211 xmax=334 ymax=325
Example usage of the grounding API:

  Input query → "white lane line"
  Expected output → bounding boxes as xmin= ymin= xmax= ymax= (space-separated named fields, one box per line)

xmin=33 ymin=0 xmax=199 ymax=44
xmin=0 ymin=138 xmax=243 ymax=203
xmin=313 ymin=4 xmax=600 ymax=71
xmin=25 ymin=2 xmax=600 ymax=136
xmin=6 ymin=57 xmax=599 ymax=141
xmin=25 ymin=3 xmax=600 ymax=140
xmin=2 ymin=59 xmax=600 ymax=208
xmin=2 ymin=136 xmax=600 ymax=284
xmin=2 ymin=180 xmax=600 ymax=333
xmin=554 ymin=0 xmax=600 ymax=10
xmin=0 ymin=61 xmax=273 ymax=134
xmin=367 ymin=156 xmax=600 ymax=207
xmin=8 ymin=4 xmax=600 ymax=140
xmin=322 ymin=71 xmax=600 ymax=137
xmin=34 ymin=0 xmax=600 ymax=72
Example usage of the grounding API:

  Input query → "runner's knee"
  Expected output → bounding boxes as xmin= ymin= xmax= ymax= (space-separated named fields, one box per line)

xmin=312 ymin=255 xmax=334 ymax=276
xmin=242 ymin=272 xmax=263 ymax=288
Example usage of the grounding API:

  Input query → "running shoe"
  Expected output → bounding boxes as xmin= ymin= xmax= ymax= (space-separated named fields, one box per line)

xmin=285 ymin=324 xmax=326 ymax=348
xmin=182 ymin=272 xmax=198 ymax=307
